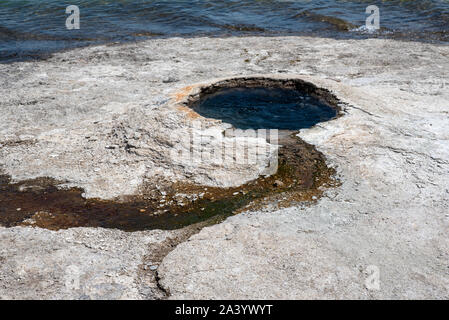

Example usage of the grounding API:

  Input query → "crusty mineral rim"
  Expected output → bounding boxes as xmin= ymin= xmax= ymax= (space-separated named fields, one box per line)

xmin=170 ymin=74 xmax=344 ymax=121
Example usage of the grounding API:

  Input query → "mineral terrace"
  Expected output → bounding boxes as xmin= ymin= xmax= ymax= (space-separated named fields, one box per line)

xmin=0 ymin=36 xmax=448 ymax=299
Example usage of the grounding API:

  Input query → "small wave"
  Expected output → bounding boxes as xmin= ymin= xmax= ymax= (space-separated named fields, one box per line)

xmin=0 ymin=25 xmax=61 ymax=41
xmin=293 ymin=11 xmax=357 ymax=32
xmin=349 ymin=25 xmax=393 ymax=35
xmin=128 ymin=31 xmax=163 ymax=38
xmin=220 ymin=24 xmax=266 ymax=33
xmin=0 ymin=26 xmax=33 ymax=40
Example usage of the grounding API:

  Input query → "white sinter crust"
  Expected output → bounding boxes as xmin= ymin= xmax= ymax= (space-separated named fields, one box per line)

xmin=0 ymin=36 xmax=448 ymax=299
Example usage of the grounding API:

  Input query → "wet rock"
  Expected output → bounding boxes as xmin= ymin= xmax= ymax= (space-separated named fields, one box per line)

xmin=273 ymin=180 xmax=284 ymax=188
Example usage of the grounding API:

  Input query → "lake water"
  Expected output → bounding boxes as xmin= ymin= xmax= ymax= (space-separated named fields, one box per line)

xmin=1 ymin=0 xmax=449 ymax=62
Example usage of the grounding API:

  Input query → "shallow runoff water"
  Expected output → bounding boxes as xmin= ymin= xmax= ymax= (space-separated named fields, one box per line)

xmin=1 ymin=0 xmax=449 ymax=61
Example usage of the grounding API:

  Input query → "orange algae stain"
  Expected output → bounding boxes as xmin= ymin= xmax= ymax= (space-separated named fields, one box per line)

xmin=177 ymin=105 xmax=201 ymax=119
xmin=173 ymin=85 xmax=203 ymax=119
xmin=173 ymin=85 xmax=196 ymax=103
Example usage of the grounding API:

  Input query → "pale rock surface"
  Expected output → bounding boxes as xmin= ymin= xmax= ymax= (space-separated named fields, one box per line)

xmin=0 ymin=227 xmax=170 ymax=299
xmin=0 ymin=36 xmax=448 ymax=299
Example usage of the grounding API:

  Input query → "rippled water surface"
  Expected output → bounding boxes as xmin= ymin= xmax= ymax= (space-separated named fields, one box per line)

xmin=193 ymin=87 xmax=337 ymax=130
xmin=1 ymin=0 xmax=449 ymax=61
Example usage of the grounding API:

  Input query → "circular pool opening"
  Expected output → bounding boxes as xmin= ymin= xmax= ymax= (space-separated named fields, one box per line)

xmin=189 ymin=78 xmax=339 ymax=130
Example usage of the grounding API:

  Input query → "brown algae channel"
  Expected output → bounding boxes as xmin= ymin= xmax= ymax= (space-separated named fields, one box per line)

xmin=0 ymin=134 xmax=337 ymax=232
xmin=0 ymin=78 xmax=343 ymax=232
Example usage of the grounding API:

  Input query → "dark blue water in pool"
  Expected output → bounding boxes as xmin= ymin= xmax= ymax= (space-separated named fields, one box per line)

xmin=192 ymin=87 xmax=337 ymax=130
xmin=1 ymin=0 xmax=449 ymax=62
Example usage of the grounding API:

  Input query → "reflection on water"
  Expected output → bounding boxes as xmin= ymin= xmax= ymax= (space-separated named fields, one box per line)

xmin=1 ymin=0 xmax=448 ymax=61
